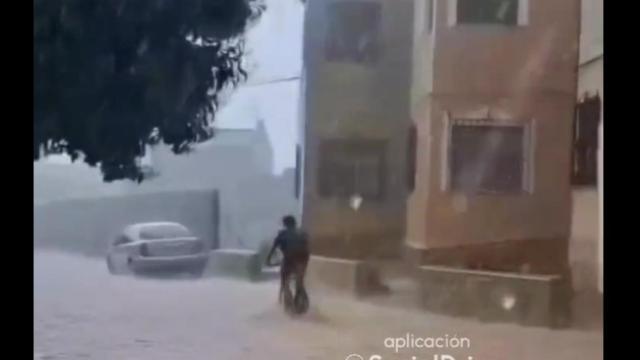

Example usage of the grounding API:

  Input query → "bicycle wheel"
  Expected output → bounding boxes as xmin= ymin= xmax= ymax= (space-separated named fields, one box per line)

xmin=282 ymin=279 xmax=295 ymax=312
xmin=293 ymin=287 xmax=309 ymax=314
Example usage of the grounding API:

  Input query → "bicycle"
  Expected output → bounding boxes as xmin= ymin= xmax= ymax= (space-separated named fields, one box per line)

xmin=266 ymin=255 xmax=309 ymax=315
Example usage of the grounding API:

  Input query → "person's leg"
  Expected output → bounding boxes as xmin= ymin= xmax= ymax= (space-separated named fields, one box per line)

xmin=295 ymin=255 xmax=309 ymax=292
xmin=289 ymin=254 xmax=310 ymax=314
xmin=278 ymin=264 xmax=286 ymax=304
xmin=281 ymin=258 xmax=294 ymax=311
xmin=294 ymin=254 xmax=310 ymax=302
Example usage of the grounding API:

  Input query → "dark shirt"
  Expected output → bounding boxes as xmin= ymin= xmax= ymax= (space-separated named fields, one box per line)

xmin=274 ymin=228 xmax=309 ymax=259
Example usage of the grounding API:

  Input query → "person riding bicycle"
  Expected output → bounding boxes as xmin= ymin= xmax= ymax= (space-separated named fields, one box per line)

xmin=265 ymin=215 xmax=310 ymax=313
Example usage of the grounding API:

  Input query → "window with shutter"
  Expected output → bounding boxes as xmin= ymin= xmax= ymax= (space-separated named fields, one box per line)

xmin=325 ymin=1 xmax=381 ymax=64
xmin=449 ymin=122 xmax=530 ymax=194
xmin=318 ymin=139 xmax=386 ymax=200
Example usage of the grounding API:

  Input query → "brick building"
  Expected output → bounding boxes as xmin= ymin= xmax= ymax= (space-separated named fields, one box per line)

xmin=300 ymin=0 xmax=414 ymax=259
xmin=301 ymin=0 xmax=580 ymax=277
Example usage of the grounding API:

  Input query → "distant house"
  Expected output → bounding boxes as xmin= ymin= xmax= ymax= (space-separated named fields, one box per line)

xmin=34 ymin=157 xmax=132 ymax=204
xmin=34 ymin=121 xmax=299 ymax=251
xmin=142 ymin=121 xmax=298 ymax=249
xmin=143 ymin=121 xmax=274 ymax=189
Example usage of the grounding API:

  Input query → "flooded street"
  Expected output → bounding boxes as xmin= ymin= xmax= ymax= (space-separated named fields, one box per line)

xmin=35 ymin=251 xmax=602 ymax=360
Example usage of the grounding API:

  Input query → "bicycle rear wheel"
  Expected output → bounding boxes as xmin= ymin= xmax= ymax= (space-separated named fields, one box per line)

xmin=293 ymin=287 xmax=309 ymax=314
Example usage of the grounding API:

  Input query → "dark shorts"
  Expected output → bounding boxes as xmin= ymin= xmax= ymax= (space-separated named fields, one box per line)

xmin=281 ymin=252 xmax=310 ymax=281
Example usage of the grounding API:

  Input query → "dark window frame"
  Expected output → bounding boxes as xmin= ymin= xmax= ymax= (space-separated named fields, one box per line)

xmin=456 ymin=0 xmax=519 ymax=26
xmin=325 ymin=1 xmax=382 ymax=64
xmin=447 ymin=120 xmax=530 ymax=195
xmin=317 ymin=138 xmax=387 ymax=201
xmin=572 ymin=95 xmax=601 ymax=187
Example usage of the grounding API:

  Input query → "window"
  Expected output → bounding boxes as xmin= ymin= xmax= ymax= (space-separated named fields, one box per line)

xmin=448 ymin=122 xmax=530 ymax=194
xmin=326 ymin=1 xmax=381 ymax=64
xmin=457 ymin=0 xmax=519 ymax=26
xmin=138 ymin=224 xmax=192 ymax=240
xmin=318 ymin=139 xmax=386 ymax=200
xmin=113 ymin=235 xmax=130 ymax=246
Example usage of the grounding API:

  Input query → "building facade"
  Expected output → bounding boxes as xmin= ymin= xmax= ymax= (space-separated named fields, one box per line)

xmin=301 ymin=0 xmax=414 ymax=259
xmin=301 ymin=0 xmax=581 ymax=274
xmin=404 ymin=0 xmax=580 ymax=274
xmin=574 ymin=0 xmax=603 ymax=294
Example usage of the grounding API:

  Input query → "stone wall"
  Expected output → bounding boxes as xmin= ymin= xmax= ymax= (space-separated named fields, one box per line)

xmin=219 ymin=170 xmax=299 ymax=250
xmin=34 ymin=163 xmax=299 ymax=254
xmin=570 ymin=189 xmax=599 ymax=292
xmin=306 ymin=255 xmax=387 ymax=296
xmin=406 ymin=237 xmax=569 ymax=276
xmin=417 ymin=265 xmax=570 ymax=328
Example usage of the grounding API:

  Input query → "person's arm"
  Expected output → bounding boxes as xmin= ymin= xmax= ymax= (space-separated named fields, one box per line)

xmin=265 ymin=233 xmax=282 ymax=266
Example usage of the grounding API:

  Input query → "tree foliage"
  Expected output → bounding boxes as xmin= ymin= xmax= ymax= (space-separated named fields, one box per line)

xmin=34 ymin=0 xmax=264 ymax=181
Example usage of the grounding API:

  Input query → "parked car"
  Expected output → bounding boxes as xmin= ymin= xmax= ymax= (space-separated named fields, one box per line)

xmin=106 ymin=222 xmax=209 ymax=278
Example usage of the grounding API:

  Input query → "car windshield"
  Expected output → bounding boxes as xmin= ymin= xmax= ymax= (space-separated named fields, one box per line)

xmin=138 ymin=224 xmax=191 ymax=240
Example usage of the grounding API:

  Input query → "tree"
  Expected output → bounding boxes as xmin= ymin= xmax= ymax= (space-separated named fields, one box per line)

xmin=34 ymin=0 xmax=265 ymax=182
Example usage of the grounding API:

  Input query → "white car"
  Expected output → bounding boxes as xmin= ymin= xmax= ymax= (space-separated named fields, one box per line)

xmin=106 ymin=222 xmax=209 ymax=278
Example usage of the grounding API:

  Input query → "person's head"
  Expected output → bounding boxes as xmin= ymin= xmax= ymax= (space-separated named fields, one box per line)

xmin=282 ymin=215 xmax=297 ymax=229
